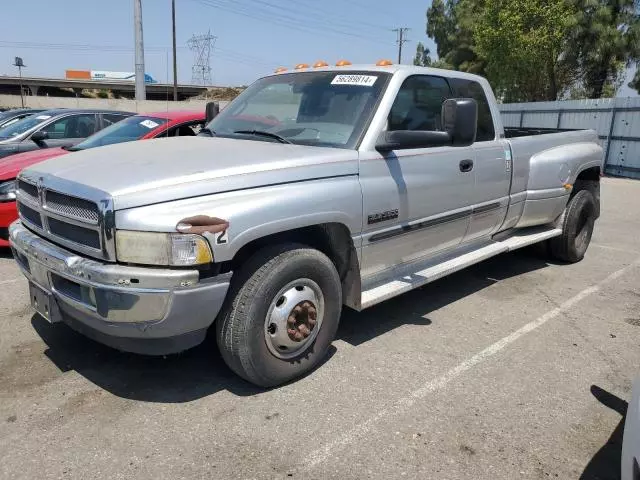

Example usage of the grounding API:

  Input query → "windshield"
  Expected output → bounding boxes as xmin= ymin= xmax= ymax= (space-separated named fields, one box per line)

xmin=207 ymin=71 xmax=390 ymax=149
xmin=68 ymin=115 xmax=168 ymax=151
xmin=0 ymin=113 xmax=52 ymax=139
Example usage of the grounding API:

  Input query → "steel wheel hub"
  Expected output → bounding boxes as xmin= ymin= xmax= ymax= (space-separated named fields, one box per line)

xmin=264 ymin=279 xmax=324 ymax=359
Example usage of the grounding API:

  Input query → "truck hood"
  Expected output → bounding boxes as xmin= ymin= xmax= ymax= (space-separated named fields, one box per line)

xmin=0 ymin=147 xmax=68 ymax=181
xmin=22 ymin=136 xmax=359 ymax=210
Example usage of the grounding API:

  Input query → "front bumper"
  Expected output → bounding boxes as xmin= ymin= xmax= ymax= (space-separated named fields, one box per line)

xmin=9 ymin=221 xmax=231 ymax=355
xmin=0 ymin=201 xmax=18 ymax=247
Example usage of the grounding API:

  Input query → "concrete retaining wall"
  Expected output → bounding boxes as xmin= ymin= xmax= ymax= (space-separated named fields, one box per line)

xmin=0 ymin=94 xmax=230 ymax=113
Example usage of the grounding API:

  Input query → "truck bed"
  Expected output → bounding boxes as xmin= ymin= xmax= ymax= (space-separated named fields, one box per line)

xmin=504 ymin=127 xmax=579 ymax=138
xmin=503 ymin=128 xmax=602 ymax=229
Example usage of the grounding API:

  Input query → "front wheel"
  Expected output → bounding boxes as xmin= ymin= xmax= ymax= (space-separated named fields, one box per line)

xmin=549 ymin=189 xmax=597 ymax=263
xmin=216 ymin=243 xmax=342 ymax=387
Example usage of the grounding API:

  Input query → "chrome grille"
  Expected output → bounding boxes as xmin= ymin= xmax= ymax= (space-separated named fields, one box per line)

xmin=18 ymin=202 xmax=43 ymax=228
xmin=16 ymin=177 xmax=112 ymax=260
xmin=47 ymin=217 xmax=101 ymax=249
xmin=44 ymin=190 xmax=100 ymax=224
xmin=17 ymin=179 xmax=38 ymax=200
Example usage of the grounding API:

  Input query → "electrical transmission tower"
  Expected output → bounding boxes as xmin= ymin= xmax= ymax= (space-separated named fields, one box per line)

xmin=188 ymin=31 xmax=216 ymax=86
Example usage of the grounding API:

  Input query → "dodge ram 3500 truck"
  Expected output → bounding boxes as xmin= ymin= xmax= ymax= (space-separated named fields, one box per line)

xmin=9 ymin=63 xmax=602 ymax=387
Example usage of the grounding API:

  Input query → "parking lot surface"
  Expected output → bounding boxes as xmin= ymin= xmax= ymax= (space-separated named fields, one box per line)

xmin=0 ymin=177 xmax=638 ymax=480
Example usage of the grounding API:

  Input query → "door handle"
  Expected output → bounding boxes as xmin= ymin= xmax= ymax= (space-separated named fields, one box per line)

xmin=459 ymin=159 xmax=474 ymax=173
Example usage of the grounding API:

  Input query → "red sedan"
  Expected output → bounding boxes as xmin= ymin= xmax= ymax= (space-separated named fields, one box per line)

xmin=0 ymin=110 xmax=206 ymax=246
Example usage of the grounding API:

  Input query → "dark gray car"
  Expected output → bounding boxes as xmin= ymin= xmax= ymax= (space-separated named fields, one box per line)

xmin=0 ymin=109 xmax=134 ymax=159
xmin=0 ymin=109 xmax=45 ymax=130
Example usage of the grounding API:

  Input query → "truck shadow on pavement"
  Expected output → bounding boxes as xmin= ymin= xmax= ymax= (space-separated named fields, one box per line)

xmin=580 ymin=385 xmax=627 ymax=480
xmin=30 ymin=316 xmax=270 ymax=401
xmin=338 ymin=250 xmax=553 ymax=346
xmin=30 ymin=249 xmax=551 ymax=403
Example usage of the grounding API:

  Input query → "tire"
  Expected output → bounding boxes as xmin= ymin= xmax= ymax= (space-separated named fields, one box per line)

xmin=216 ymin=243 xmax=342 ymax=387
xmin=549 ymin=189 xmax=597 ymax=263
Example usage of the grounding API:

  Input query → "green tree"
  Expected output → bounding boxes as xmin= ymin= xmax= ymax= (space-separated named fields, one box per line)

xmin=565 ymin=0 xmax=640 ymax=98
xmin=425 ymin=0 xmax=484 ymax=73
xmin=473 ymin=0 xmax=577 ymax=101
xmin=413 ymin=42 xmax=432 ymax=66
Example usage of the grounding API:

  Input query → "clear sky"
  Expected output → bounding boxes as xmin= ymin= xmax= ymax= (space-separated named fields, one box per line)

xmin=0 ymin=0 xmax=437 ymax=86
xmin=1 ymin=0 xmax=635 ymax=97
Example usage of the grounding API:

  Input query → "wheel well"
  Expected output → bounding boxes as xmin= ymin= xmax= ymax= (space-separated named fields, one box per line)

xmin=573 ymin=166 xmax=601 ymax=217
xmin=575 ymin=166 xmax=600 ymax=182
xmin=230 ymin=223 xmax=362 ymax=309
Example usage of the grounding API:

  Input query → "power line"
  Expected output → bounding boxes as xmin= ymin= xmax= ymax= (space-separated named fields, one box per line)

xmin=239 ymin=0 xmax=388 ymax=32
xmin=0 ymin=41 xmax=279 ymax=69
xmin=191 ymin=0 xmax=390 ymax=46
xmin=345 ymin=0 xmax=399 ymax=16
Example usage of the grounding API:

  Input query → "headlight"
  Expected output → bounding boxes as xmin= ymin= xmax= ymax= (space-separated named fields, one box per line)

xmin=0 ymin=180 xmax=17 ymax=202
xmin=115 ymin=230 xmax=213 ymax=266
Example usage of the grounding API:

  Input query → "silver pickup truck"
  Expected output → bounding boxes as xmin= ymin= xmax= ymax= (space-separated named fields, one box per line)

xmin=9 ymin=64 xmax=602 ymax=387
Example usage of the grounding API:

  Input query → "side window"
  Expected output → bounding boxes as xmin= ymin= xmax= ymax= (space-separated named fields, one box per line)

xmin=388 ymin=75 xmax=452 ymax=133
xmin=168 ymin=121 xmax=205 ymax=137
xmin=103 ymin=114 xmax=129 ymax=128
xmin=41 ymin=114 xmax=97 ymax=139
xmin=449 ymin=79 xmax=495 ymax=142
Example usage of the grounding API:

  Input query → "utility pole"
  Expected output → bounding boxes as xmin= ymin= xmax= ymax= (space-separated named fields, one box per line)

xmin=12 ymin=57 xmax=25 ymax=108
xmin=171 ymin=0 xmax=178 ymax=101
xmin=392 ymin=27 xmax=410 ymax=64
xmin=134 ymin=0 xmax=146 ymax=101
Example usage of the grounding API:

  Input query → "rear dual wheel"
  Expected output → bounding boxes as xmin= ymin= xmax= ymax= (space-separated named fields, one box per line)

xmin=549 ymin=189 xmax=597 ymax=263
xmin=216 ymin=243 xmax=342 ymax=387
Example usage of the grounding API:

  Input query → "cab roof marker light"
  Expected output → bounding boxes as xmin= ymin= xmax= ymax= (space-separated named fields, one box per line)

xmin=336 ymin=60 xmax=352 ymax=66
xmin=313 ymin=61 xmax=329 ymax=68
xmin=376 ymin=59 xmax=393 ymax=66
xmin=295 ymin=63 xmax=310 ymax=70
xmin=274 ymin=67 xmax=288 ymax=73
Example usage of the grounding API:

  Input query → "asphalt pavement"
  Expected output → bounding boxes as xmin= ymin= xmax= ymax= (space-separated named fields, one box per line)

xmin=0 ymin=177 xmax=639 ymax=480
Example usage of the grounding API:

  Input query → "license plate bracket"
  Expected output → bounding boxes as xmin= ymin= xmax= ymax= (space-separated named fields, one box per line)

xmin=29 ymin=282 xmax=62 ymax=324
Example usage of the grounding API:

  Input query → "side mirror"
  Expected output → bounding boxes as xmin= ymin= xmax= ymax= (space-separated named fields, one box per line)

xmin=205 ymin=102 xmax=220 ymax=124
xmin=375 ymin=98 xmax=478 ymax=152
xmin=376 ymin=130 xmax=451 ymax=151
xmin=442 ymin=98 xmax=477 ymax=146
xmin=31 ymin=130 xmax=48 ymax=145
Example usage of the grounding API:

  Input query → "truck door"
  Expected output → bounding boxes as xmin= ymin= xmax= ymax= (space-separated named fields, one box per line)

xmin=359 ymin=75 xmax=476 ymax=279
xmin=449 ymin=78 xmax=511 ymax=242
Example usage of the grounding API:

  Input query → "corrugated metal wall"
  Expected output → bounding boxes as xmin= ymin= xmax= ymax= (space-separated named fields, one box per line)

xmin=499 ymin=98 xmax=640 ymax=179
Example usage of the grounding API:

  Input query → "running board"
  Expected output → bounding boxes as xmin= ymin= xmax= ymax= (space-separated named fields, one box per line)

xmin=360 ymin=227 xmax=562 ymax=310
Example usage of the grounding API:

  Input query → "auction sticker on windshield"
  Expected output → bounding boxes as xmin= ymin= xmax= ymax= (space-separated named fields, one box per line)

xmin=140 ymin=119 xmax=159 ymax=129
xmin=331 ymin=75 xmax=378 ymax=87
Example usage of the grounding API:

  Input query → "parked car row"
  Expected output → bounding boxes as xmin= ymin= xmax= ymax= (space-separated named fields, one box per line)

xmin=0 ymin=107 xmax=207 ymax=246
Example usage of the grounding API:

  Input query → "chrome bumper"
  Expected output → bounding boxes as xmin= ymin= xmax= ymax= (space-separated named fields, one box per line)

xmin=9 ymin=221 xmax=231 ymax=354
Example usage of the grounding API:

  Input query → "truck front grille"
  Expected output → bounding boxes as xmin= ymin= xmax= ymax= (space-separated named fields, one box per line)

xmin=19 ymin=203 xmax=43 ymax=228
xmin=17 ymin=180 xmax=38 ymax=200
xmin=44 ymin=190 xmax=100 ymax=224
xmin=16 ymin=178 xmax=111 ymax=260
xmin=48 ymin=217 xmax=101 ymax=249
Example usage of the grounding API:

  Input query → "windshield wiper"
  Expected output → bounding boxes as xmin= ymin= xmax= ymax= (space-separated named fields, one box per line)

xmin=233 ymin=130 xmax=292 ymax=144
